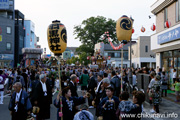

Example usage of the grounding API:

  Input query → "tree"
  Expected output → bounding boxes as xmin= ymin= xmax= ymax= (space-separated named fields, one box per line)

xmin=79 ymin=52 xmax=91 ymax=66
xmin=76 ymin=44 xmax=94 ymax=56
xmin=66 ymin=59 xmax=71 ymax=65
xmin=70 ymin=57 xmax=79 ymax=64
xmin=74 ymin=16 xmax=118 ymax=54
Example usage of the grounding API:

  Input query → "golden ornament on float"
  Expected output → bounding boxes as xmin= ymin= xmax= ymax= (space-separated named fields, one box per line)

xmin=47 ymin=20 xmax=67 ymax=55
xmin=116 ymin=15 xmax=133 ymax=42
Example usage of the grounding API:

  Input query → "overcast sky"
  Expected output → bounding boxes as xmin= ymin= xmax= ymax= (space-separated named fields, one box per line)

xmin=15 ymin=0 xmax=156 ymax=54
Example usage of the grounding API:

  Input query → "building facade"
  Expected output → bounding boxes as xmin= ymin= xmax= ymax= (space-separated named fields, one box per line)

xmin=62 ymin=47 xmax=78 ymax=60
xmin=62 ymin=48 xmax=72 ymax=60
xmin=24 ymin=20 xmax=39 ymax=48
xmin=129 ymin=36 xmax=156 ymax=69
xmin=0 ymin=0 xmax=14 ymax=68
xmin=95 ymin=42 xmax=136 ymax=68
xmin=14 ymin=10 xmax=25 ymax=67
xmin=151 ymin=0 xmax=180 ymax=87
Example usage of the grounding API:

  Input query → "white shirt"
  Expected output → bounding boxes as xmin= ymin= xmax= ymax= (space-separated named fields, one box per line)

xmin=70 ymin=81 xmax=74 ymax=86
xmin=15 ymin=89 xmax=22 ymax=102
xmin=40 ymin=81 xmax=47 ymax=92
xmin=148 ymin=78 xmax=155 ymax=89
xmin=95 ymin=80 xmax=103 ymax=94
xmin=173 ymin=72 xmax=177 ymax=78
xmin=132 ymin=75 xmax=137 ymax=86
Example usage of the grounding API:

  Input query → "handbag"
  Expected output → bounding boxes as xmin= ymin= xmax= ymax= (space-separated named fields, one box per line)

xmin=148 ymin=89 xmax=154 ymax=98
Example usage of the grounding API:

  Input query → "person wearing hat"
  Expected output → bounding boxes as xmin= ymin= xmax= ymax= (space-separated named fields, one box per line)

xmin=73 ymin=105 xmax=94 ymax=120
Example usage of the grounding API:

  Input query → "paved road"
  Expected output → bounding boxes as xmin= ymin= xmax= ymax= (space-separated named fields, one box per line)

xmin=1 ymin=87 xmax=178 ymax=120
xmin=0 ymin=87 xmax=96 ymax=120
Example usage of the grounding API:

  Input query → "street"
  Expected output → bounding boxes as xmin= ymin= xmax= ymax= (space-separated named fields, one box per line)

xmin=1 ymin=86 xmax=180 ymax=120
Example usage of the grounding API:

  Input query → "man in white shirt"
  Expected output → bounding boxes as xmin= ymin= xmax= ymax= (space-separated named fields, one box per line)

xmin=34 ymin=74 xmax=52 ymax=120
xmin=132 ymin=72 xmax=137 ymax=85
xmin=173 ymin=69 xmax=177 ymax=84
xmin=8 ymin=82 xmax=32 ymax=120
xmin=95 ymin=75 xmax=103 ymax=94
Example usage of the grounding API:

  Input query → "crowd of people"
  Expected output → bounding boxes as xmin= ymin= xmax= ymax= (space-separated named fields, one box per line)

xmin=0 ymin=66 xmax=179 ymax=120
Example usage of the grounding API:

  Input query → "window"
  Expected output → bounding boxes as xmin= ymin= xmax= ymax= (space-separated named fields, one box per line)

xmin=117 ymin=52 xmax=121 ymax=57
xmin=7 ymin=27 xmax=11 ymax=34
xmin=104 ymin=52 xmax=108 ymax=57
xmin=164 ymin=8 xmax=168 ymax=27
xmin=108 ymin=52 xmax=114 ymax=57
xmin=145 ymin=46 xmax=148 ymax=52
xmin=123 ymin=51 xmax=128 ymax=60
xmin=115 ymin=52 xmax=118 ymax=57
xmin=176 ymin=0 xmax=180 ymax=22
xmin=6 ymin=43 xmax=11 ymax=50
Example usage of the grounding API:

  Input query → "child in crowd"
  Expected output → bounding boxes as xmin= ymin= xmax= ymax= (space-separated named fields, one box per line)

xmin=174 ymin=78 xmax=180 ymax=102
xmin=131 ymin=91 xmax=145 ymax=120
xmin=99 ymin=86 xmax=120 ymax=120
xmin=118 ymin=91 xmax=137 ymax=120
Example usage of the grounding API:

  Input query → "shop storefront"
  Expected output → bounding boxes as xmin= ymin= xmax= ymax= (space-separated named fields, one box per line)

xmin=162 ymin=50 xmax=180 ymax=86
xmin=0 ymin=54 xmax=14 ymax=68
xmin=151 ymin=24 xmax=180 ymax=90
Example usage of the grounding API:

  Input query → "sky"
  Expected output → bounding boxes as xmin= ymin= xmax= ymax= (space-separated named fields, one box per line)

xmin=15 ymin=0 xmax=157 ymax=54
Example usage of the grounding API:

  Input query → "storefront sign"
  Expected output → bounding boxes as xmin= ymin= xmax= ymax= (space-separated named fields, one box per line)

xmin=0 ymin=54 xmax=13 ymax=60
xmin=158 ymin=27 xmax=180 ymax=44
xmin=0 ymin=0 xmax=9 ymax=10
xmin=22 ymin=48 xmax=43 ymax=54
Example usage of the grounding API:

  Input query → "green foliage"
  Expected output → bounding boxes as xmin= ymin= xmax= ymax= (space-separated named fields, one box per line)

xmin=43 ymin=58 xmax=49 ymax=64
xmin=66 ymin=59 xmax=71 ymax=65
xmin=71 ymin=57 xmax=79 ymax=64
xmin=79 ymin=52 xmax=91 ymax=66
xmin=76 ymin=44 xmax=94 ymax=56
xmin=74 ymin=16 xmax=118 ymax=54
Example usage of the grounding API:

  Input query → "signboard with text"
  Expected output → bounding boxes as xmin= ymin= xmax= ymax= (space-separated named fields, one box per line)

xmin=158 ymin=27 xmax=180 ymax=44
xmin=0 ymin=54 xmax=13 ymax=60
xmin=0 ymin=0 xmax=9 ymax=10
